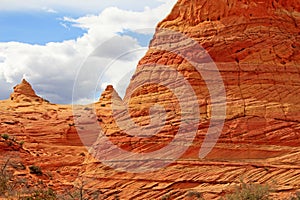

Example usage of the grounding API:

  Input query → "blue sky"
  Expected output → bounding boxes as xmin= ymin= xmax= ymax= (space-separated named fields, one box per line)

xmin=0 ymin=11 xmax=86 ymax=45
xmin=0 ymin=0 xmax=177 ymax=104
xmin=0 ymin=0 xmax=164 ymax=45
xmin=0 ymin=11 xmax=154 ymax=46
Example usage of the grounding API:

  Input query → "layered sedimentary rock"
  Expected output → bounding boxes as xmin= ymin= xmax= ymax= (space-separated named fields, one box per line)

xmin=0 ymin=0 xmax=300 ymax=199
xmin=91 ymin=0 xmax=300 ymax=161
xmin=2 ymin=79 xmax=83 ymax=145
xmin=137 ymin=0 xmax=300 ymax=121
xmin=0 ymin=80 xmax=86 ymax=196
xmin=10 ymin=79 xmax=45 ymax=103
xmin=88 ymin=0 xmax=300 ymax=198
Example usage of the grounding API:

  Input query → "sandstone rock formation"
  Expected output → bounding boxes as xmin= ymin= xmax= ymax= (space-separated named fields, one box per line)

xmin=0 ymin=0 xmax=299 ymax=199
xmin=87 ymin=0 xmax=300 ymax=198
xmin=10 ymin=79 xmax=45 ymax=103
xmin=0 ymin=79 xmax=86 ymax=197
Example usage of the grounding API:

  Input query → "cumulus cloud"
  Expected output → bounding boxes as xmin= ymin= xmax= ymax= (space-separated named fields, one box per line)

xmin=0 ymin=0 xmax=177 ymax=104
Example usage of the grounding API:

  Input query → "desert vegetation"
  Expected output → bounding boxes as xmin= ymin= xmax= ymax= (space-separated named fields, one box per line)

xmin=222 ymin=181 xmax=270 ymax=200
xmin=0 ymin=134 xmax=299 ymax=199
xmin=290 ymin=192 xmax=300 ymax=200
xmin=0 ymin=158 xmax=55 ymax=199
xmin=0 ymin=158 xmax=111 ymax=200
xmin=1 ymin=159 xmax=299 ymax=200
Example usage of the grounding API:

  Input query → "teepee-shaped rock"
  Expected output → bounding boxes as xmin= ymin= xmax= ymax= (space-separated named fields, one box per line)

xmin=98 ymin=85 xmax=124 ymax=107
xmin=10 ymin=79 xmax=44 ymax=103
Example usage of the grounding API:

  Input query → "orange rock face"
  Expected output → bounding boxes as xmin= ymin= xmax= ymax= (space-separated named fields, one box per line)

xmin=89 ymin=0 xmax=300 ymax=198
xmin=0 ymin=80 xmax=87 ymax=196
xmin=0 ymin=0 xmax=300 ymax=199
xmin=10 ymin=79 xmax=45 ymax=103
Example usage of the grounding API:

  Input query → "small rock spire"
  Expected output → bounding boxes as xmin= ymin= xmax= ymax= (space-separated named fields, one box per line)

xmin=10 ymin=79 xmax=44 ymax=103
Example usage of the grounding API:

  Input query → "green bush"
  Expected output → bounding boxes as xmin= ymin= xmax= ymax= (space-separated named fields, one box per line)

xmin=21 ymin=188 xmax=57 ymax=200
xmin=1 ymin=134 xmax=9 ymax=140
xmin=19 ymin=141 xmax=25 ymax=147
xmin=223 ymin=181 xmax=270 ymax=200
xmin=187 ymin=191 xmax=203 ymax=199
xmin=29 ymin=166 xmax=42 ymax=176
xmin=161 ymin=194 xmax=171 ymax=200
xmin=0 ymin=162 xmax=103 ymax=200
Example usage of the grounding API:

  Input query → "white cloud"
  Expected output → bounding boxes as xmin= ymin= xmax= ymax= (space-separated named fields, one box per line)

xmin=42 ymin=7 xmax=58 ymax=13
xmin=0 ymin=0 xmax=177 ymax=104
xmin=0 ymin=56 xmax=5 ymax=63
xmin=59 ymin=22 xmax=70 ymax=30
xmin=91 ymin=35 xmax=140 ymax=60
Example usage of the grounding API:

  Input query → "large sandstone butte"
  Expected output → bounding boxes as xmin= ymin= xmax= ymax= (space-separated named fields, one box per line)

xmin=1 ymin=0 xmax=300 ymax=199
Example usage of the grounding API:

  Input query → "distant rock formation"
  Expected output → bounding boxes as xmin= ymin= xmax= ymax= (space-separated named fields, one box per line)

xmin=0 ymin=0 xmax=300 ymax=199
xmin=10 ymin=79 xmax=45 ymax=103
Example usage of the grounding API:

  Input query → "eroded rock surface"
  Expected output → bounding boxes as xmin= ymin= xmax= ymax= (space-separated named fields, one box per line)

xmin=0 ymin=0 xmax=300 ymax=199
xmin=89 ymin=0 xmax=300 ymax=198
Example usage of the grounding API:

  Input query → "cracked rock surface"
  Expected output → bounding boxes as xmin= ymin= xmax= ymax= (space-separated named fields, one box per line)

xmin=0 ymin=0 xmax=299 ymax=199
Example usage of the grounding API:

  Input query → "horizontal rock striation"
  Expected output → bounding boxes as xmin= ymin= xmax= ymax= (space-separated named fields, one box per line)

xmin=0 ymin=0 xmax=300 ymax=199
xmin=90 ymin=0 xmax=300 ymax=198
